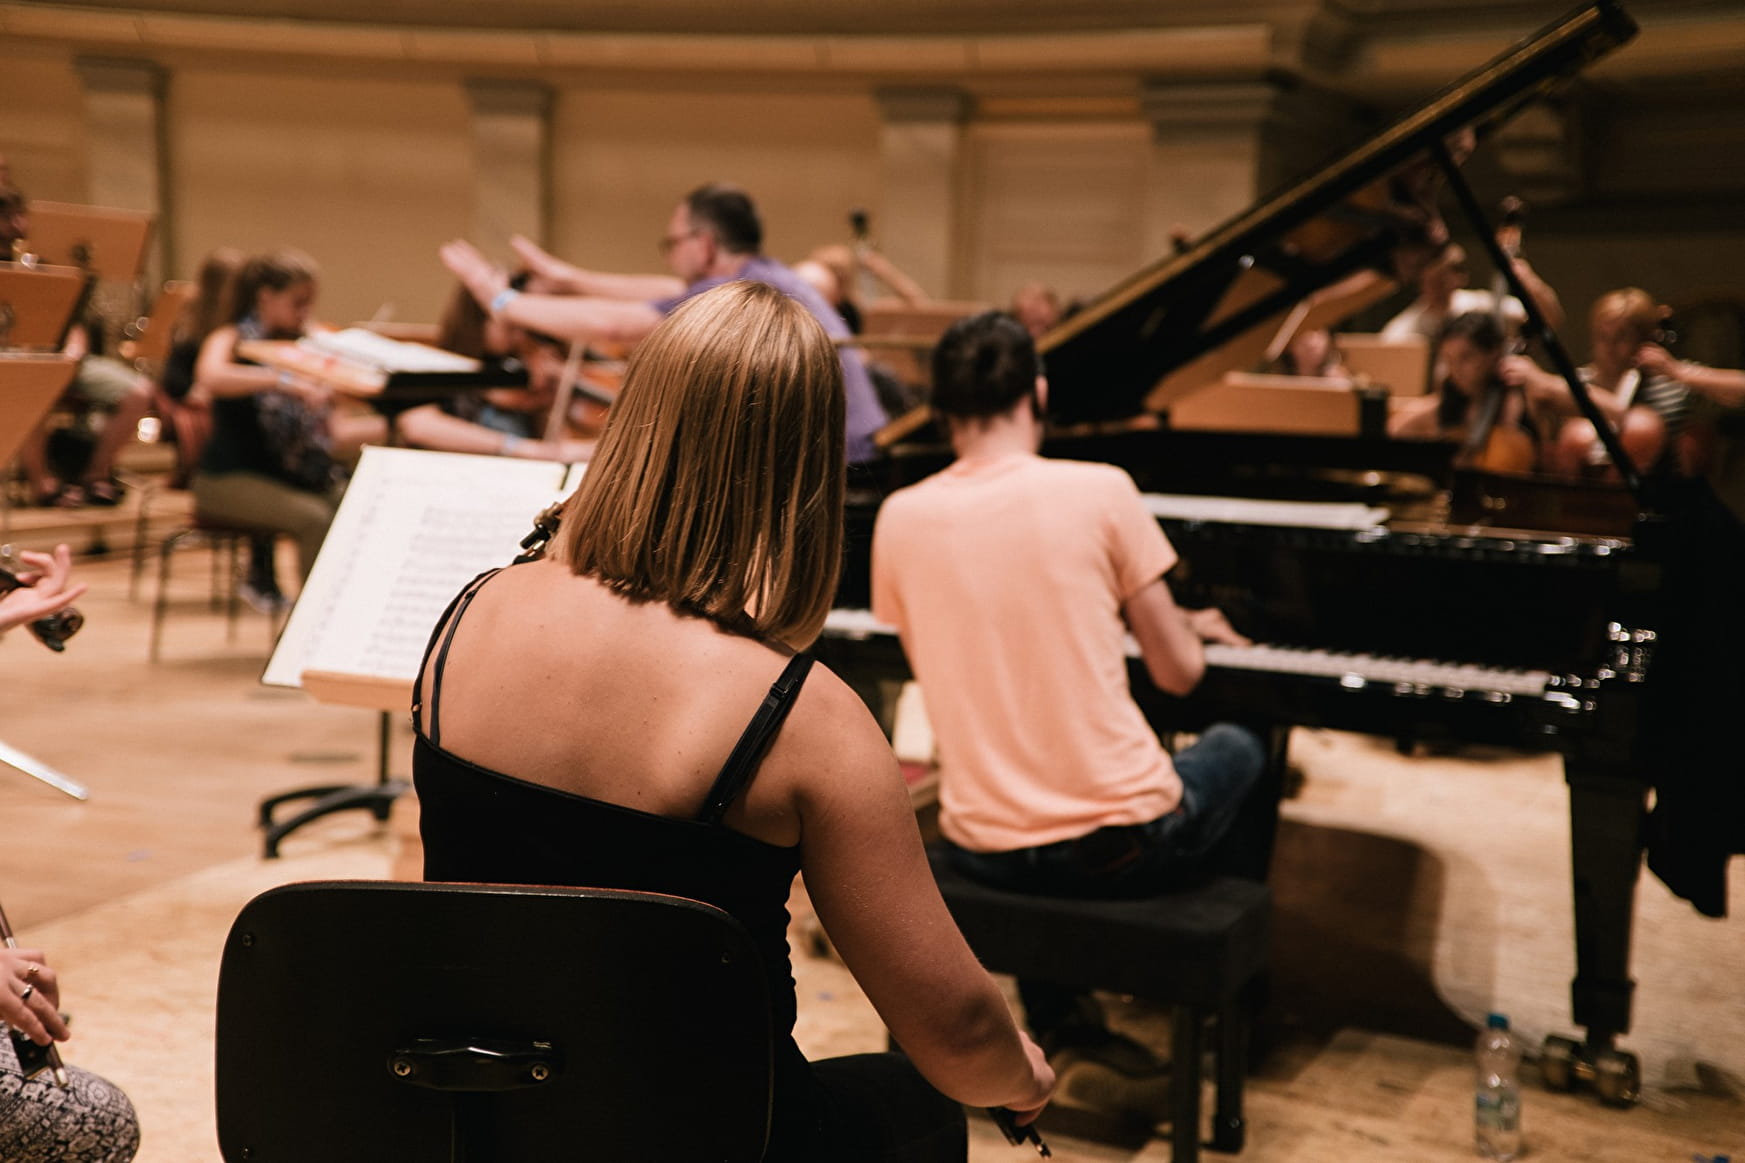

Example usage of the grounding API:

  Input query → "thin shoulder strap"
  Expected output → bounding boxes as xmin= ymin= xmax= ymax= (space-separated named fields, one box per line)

xmin=696 ymin=652 xmax=816 ymax=826
xmin=411 ymin=568 xmax=503 ymax=746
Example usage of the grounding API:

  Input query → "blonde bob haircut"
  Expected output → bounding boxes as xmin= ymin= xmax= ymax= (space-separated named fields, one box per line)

xmin=1591 ymin=287 xmax=1660 ymax=343
xmin=559 ymin=279 xmax=845 ymax=647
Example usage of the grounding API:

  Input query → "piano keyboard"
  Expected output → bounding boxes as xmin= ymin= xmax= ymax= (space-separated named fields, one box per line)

xmin=1140 ymin=493 xmax=1388 ymax=530
xmin=822 ymin=609 xmax=1554 ymax=700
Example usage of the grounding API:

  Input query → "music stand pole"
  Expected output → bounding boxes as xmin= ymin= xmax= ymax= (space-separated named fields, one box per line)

xmin=0 ymin=738 xmax=89 ymax=800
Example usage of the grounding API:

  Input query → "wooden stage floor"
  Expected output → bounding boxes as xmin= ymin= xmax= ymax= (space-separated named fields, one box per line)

xmin=3 ymin=548 xmax=1741 ymax=1161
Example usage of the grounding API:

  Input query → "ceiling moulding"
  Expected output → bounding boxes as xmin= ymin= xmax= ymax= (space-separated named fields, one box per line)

xmin=1 ymin=3 xmax=146 ymax=40
xmin=1335 ymin=10 xmax=1745 ymax=98
xmin=0 ymin=3 xmax=1282 ymax=78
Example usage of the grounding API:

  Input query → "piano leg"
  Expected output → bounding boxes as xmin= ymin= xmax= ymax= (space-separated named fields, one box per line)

xmin=1562 ymin=757 xmax=1649 ymax=1054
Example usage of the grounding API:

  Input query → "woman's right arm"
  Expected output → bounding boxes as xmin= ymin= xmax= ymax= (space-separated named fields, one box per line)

xmin=787 ymin=673 xmax=1054 ymax=1118
xmin=193 ymin=325 xmax=278 ymax=399
xmin=194 ymin=325 xmax=329 ymax=410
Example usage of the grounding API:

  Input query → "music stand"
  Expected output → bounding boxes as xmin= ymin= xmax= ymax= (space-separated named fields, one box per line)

xmin=216 ymin=880 xmax=774 ymax=1163
xmin=1339 ymin=333 xmax=1432 ymax=397
xmin=0 ymin=263 xmax=86 ymax=350
xmin=20 ymin=202 xmax=153 ymax=283
xmin=0 ymin=354 xmax=90 ymax=801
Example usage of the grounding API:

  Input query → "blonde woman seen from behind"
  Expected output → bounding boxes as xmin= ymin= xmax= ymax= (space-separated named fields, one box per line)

xmin=412 ymin=281 xmax=1053 ymax=1161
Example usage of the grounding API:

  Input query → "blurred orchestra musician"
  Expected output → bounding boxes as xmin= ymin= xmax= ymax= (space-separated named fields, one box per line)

xmin=1379 ymin=240 xmax=1563 ymax=349
xmin=1009 ymin=281 xmax=1063 ymax=341
xmin=3 ymin=180 xmax=155 ymax=509
xmin=1509 ymin=288 xmax=1745 ymax=479
xmin=391 ymin=280 xmax=593 ymax=463
xmin=440 ymin=182 xmax=887 ymax=464
xmin=793 ymin=240 xmax=930 ymax=336
xmin=1269 ymin=325 xmax=1351 ymax=380
xmin=1388 ymin=310 xmax=1541 ymax=473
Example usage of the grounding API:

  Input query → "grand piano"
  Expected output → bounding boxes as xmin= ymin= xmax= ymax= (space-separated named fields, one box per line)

xmin=821 ymin=0 xmax=1745 ymax=1104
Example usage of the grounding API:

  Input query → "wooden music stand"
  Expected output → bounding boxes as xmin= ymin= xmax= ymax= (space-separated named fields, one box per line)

xmin=20 ymin=201 xmax=154 ymax=282
xmin=0 ymin=263 xmax=86 ymax=350
xmin=257 ymin=447 xmax=583 ymax=857
xmin=1339 ymin=333 xmax=1432 ymax=397
xmin=0 ymin=353 xmax=90 ymax=800
xmin=857 ymin=299 xmax=986 ymax=390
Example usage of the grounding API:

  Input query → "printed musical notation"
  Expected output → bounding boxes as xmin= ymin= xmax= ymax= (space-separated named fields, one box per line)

xmin=264 ymin=447 xmax=584 ymax=691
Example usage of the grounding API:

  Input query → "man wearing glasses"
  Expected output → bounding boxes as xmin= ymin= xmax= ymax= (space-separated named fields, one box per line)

xmin=441 ymin=182 xmax=887 ymax=464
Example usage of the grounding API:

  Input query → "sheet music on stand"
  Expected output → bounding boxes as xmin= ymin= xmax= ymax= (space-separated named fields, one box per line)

xmin=263 ymin=446 xmax=585 ymax=702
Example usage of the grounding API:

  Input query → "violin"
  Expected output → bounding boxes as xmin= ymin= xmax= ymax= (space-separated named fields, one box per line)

xmin=0 ymin=550 xmax=83 ymax=652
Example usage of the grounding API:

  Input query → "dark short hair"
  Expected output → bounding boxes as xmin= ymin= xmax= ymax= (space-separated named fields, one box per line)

xmin=929 ymin=311 xmax=1041 ymax=420
xmin=684 ymin=183 xmax=762 ymax=255
xmin=233 ymin=248 xmax=319 ymax=323
xmin=0 ymin=184 xmax=25 ymax=214
xmin=1437 ymin=310 xmax=1504 ymax=354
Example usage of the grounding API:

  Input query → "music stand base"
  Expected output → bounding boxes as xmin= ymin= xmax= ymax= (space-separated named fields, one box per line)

xmin=258 ymin=780 xmax=408 ymax=859
xmin=258 ymin=711 xmax=405 ymax=859
xmin=0 ymin=737 xmax=90 ymax=800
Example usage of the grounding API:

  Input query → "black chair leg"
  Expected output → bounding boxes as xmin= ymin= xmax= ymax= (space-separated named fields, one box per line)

xmin=150 ymin=528 xmax=190 ymax=663
xmin=1211 ymin=1001 xmax=1247 ymax=1153
xmin=1171 ymin=1004 xmax=1203 ymax=1163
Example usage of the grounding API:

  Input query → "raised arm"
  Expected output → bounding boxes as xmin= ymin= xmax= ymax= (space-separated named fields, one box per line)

xmin=858 ymin=247 xmax=930 ymax=307
xmin=1499 ymin=355 xmax=1626 ymax=424
xmin=1638 ymin=344 xmax=1745 ymax=408
xmin=509 ymin=235 xmax=686 ymax=303
xmin=1510 ymin=255 xmax=1564 ymax=332
xmin=442 ymin=239 xmax=665 ymax=348
xmin=789 ymin=673 xmax=1054 ymax=1118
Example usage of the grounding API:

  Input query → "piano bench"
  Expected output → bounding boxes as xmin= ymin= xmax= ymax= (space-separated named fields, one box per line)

xmin=927 ymin=847 xmax=1270 ymax=1163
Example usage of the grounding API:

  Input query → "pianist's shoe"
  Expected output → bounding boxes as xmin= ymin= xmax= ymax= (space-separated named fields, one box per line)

xmin=1046 ymin=1027 xmax=1172 ymax=1126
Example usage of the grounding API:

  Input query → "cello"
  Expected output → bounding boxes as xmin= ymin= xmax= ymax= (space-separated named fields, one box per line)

xmin=1458 ymin=196 xmax=1538 ymax=474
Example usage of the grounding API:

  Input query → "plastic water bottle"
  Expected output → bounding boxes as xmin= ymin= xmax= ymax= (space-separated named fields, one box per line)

xmin=1475 ymin=1013 xmax=1522 ymax=1160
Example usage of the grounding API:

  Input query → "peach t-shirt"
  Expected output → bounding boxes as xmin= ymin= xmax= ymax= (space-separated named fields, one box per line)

xmin=871 ymin=453 xmax=1182 ymax=852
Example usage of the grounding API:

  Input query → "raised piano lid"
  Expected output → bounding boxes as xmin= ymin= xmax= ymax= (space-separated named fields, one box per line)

xmin=1037 ymin=0 xmax=1638 ymax=427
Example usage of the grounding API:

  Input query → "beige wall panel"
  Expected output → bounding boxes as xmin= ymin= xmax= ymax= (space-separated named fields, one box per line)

xmin=959 ymin=121 xmax=1150 ymax=309
xmin=1146 ymin=132 xmax=1262 ymax=251
xmin=170 ymin=69 xmax=470 ymax=326
xmin=547 ymin=88 xmax=881 ymax=280
xmin=0 ymin=46 xmax=90 ymax=201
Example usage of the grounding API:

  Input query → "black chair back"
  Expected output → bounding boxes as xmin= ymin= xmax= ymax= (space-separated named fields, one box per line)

xmin=216 ymin=880 xmax=774 ymax=1162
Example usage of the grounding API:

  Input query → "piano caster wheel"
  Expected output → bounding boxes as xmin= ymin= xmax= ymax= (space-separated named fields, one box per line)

xmin=1593 ymin=1049 xmax=1641 ymax=1108
xmin=1540 ymin=1034 xmax=1578 ymax=1091
xmin=1537 ymin=1035 xmax=1640 ymax=1108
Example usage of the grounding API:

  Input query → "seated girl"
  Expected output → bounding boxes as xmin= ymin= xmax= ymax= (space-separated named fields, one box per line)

xmin=190 ymin=249 xmax=344 ymax=589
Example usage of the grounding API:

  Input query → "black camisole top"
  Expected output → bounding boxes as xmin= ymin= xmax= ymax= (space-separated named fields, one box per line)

xmin=410 ymin=569 xmax=819 ymax=1147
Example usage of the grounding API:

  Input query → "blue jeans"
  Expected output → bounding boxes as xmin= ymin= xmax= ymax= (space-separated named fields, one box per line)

xmin=944 ymin=722 xmax=1271 ymax=1037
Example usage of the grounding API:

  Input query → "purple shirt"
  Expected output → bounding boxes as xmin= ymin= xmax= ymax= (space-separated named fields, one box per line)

xmin=653 ymin=255 xmax=886 ymax=464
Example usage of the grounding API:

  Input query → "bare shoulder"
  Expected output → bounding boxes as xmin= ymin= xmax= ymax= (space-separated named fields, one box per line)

xmin=765 ymin=659 xmax=903 ymax=807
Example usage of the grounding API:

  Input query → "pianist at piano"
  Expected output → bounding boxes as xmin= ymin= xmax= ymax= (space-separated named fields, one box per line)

xmin=869 ymin=311 xmax=1271 ymax=1111
xmin=438 ymin=181 xmax=889 ymax=464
